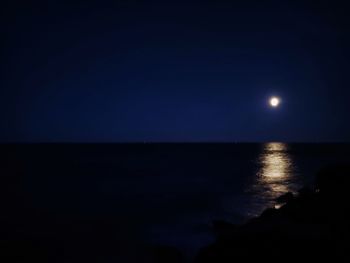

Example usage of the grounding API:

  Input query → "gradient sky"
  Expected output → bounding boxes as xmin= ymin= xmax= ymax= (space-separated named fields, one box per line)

xmin=2 ymin=0 xmax=350 ymax=142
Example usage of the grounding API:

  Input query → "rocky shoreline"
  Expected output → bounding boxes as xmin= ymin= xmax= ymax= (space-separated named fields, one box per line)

xmin=195 ymin=164 xmax=350 ymax=262
xmin=2 ymin=160 xmax=349 ymax=262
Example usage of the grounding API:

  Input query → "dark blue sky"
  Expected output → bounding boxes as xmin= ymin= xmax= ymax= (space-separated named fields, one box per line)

xmin=2 ymin=0 xmax=350 ymax=142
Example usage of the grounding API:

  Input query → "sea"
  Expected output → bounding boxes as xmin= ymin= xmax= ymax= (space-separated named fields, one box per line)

xmin=1 ymin=143 xmax=350 ymax=261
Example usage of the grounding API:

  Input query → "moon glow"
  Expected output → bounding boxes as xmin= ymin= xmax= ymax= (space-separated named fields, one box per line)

xmin=270 ymin=97 xmax=280 ymax=107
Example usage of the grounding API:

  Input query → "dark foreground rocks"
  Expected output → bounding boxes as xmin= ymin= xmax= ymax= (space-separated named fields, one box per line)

xmin=196 ymin=164 xmax=350 ymax=262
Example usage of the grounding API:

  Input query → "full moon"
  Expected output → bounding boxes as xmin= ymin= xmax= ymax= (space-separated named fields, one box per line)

xmin=269 ymin=97 xmax=280 ymax=107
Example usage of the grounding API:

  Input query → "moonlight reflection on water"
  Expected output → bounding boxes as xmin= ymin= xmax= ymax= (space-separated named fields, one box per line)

xmin=248 ymin=142 xmax=298 ymax=216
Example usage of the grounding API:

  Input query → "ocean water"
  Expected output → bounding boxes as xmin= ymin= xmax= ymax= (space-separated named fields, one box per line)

xmin=2 ymin=143 xmax=350 ymax=261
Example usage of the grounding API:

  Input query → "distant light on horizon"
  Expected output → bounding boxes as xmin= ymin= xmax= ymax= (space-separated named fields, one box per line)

xmin=269 ymin=97 xmax=281 ymax=108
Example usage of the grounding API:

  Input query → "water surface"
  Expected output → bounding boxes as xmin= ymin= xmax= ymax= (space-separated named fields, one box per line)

xmin=1 ymin=143 xmax=350 ymax=260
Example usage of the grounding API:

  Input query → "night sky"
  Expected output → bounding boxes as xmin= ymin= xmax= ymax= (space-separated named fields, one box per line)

xmin=2 ymin=0 xmax=350 ymax=142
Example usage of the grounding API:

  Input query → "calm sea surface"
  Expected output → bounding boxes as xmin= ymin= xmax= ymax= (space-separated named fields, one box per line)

xmin=2 ymin=143 xmax=350 ymax=259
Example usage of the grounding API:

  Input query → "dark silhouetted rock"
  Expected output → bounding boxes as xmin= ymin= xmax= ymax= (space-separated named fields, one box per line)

xmin=152 ymin=245 xmax=184 ymax=263
xmin=196 ymin=165 xmax=350 ymax=263
xmin=316 ymin=164 xmax=350 ymax=195
xmin=212 ymin=220 xmax=237 ymax=238
xmin=298 ymin=186 xmax=314 ymax=198
xmin=276 ymin=192 xmax=294 ymax=203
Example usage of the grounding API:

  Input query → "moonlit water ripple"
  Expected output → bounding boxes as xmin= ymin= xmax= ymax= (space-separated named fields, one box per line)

xmin=247 ymin=142 xmax=299 ymax=216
